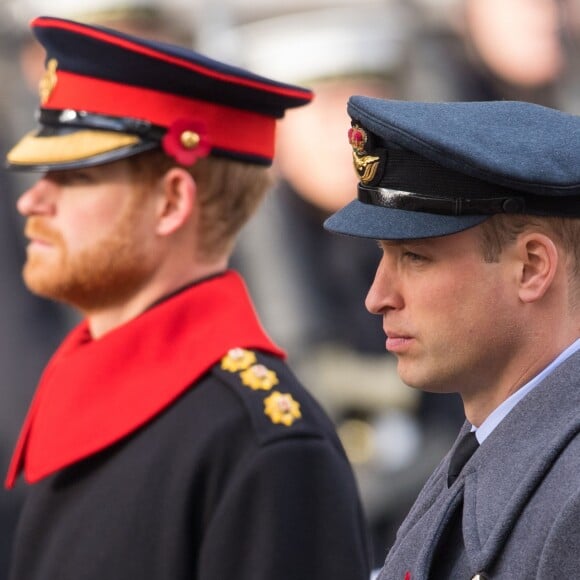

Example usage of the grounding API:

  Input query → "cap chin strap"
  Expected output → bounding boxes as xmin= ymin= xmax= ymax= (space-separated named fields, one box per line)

xmin=38 ymin=108 xmax=166 ymax=141
xmin=358 ymin=184 xmax=580 ymax=217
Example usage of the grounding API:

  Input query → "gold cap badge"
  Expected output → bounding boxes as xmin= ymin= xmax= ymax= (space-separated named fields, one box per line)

xmin=348 ymin=124 xmax=380 ymax=184
xmin=221 ymin=348 xmax=257 ymax=372
xmin=39 ymin=59 xmax=58 ymax=105
xmin=264 ymin=391 xmax=302 ymax=426
xmin=240 ymin=364 xmax=279 ymax=391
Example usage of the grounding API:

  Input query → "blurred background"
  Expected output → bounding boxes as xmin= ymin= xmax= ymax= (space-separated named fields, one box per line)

xmin=0 ymin=0 xmax=579 ymax=576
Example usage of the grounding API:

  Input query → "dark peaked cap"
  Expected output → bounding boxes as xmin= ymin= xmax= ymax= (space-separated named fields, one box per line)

xmin=7 ymin=16 xmax=313 ymax=171
xmin=325 ymin=97 xmax=580 ymax=240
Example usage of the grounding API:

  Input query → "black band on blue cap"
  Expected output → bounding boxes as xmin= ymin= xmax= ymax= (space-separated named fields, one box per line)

xmin=358 ymin=185 xmax=522 ymax=214
xmin=371 ymin=148 xmax=527 ymax=197
xmin=357 ymin=146 xmax=580 ymax=218
xmin=358 ymin=184 xmax=580 ymax=217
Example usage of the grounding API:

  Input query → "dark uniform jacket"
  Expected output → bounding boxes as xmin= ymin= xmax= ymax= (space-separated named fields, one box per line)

xmin=6 ymin=271 xmax=370 ymax=580
xmin=377 ymin=349 xmax=580 ymax=580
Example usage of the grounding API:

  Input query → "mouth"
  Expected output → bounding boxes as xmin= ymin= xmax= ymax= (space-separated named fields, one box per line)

xmin=24 ymin=219 xmax=60 ymax=249
xmin=27 ymin=238 xmax=53 ymax=249
xmin=384 ymin=331 xmax=414 ymax=353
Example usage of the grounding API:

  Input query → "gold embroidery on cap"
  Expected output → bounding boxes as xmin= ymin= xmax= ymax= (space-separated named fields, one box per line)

xmin=353 ymin=153 xmax=380 ymax=183
xmin=264 ymin=391 xmax=302 ymax=426
xmin=240 ymin=364 xmax=279 ymax=391
xmin=348 ymin=124 xmax=380 ymax=184
xmin=39 ymin=59 xmax=58 ymax=105
xmin=6 ymin=130 xmax=140 ymax=165
xmin=221 ymin=348 xmax=257 ymax=372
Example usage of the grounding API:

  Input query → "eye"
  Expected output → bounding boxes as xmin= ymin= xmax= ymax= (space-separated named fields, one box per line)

xmin=51 ymin=170 xmax=93 ymax=186
xmin=403 ymin=251 xmax=426 ymax=263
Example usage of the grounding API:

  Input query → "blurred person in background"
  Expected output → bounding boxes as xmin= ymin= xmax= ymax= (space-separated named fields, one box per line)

xmin=407 ymin=0 xmax=580 ymax=111
xmin=203 ymin=1 xmax=465 ymax=570
xmin=4 ymin=14 xmax=371 ymax=580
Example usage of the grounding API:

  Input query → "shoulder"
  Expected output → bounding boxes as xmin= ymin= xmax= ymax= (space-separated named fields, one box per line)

xmin=208 ymin=348 xmax=336 ymax=447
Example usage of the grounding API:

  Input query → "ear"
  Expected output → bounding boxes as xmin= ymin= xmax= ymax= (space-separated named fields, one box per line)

xmin=517 ymin=232 xmax=559 ymax=304
xmin=155 ymin=167 xmax=196 ymax=237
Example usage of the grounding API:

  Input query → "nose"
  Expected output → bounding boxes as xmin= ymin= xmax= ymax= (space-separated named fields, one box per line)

xmin=17 ymin=176 xmax=57 ymax=217
xmin=365 ymin=253 xmax=403 ymax=314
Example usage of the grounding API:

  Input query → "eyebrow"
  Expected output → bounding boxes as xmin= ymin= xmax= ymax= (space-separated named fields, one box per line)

xmin=377 ymin=240 xmax=421 ymax=249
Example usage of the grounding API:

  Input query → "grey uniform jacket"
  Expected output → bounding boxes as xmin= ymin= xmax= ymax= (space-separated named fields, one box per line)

xmin=378 ymin=349 xmax=580 ymax=580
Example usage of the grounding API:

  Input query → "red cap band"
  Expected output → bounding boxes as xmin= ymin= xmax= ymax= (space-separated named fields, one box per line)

xmin=45 ymin=71 xmax=276 ymax=160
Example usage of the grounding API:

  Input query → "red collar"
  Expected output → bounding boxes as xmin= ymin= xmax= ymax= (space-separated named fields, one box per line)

xmin=5 ymin=271 xmax=283 ymax=488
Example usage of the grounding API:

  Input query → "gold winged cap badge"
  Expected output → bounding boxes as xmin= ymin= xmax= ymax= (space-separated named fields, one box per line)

xmin=348 ymin=124 xmax=380 ymax=184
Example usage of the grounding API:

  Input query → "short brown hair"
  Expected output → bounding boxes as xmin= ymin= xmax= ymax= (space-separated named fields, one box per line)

xmin=479 ymin=214 xmax=580 ymax=297
xmin=127 ymin=149 xmax=272 ymax=261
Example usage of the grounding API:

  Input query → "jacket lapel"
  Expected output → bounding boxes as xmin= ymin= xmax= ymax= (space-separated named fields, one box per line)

xmin=5 ymin=271 xmax=284 ymax=488
xmin=462 ymin=350 xmax=580 ymax=572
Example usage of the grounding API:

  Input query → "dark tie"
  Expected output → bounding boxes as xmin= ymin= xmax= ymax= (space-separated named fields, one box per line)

xmin=447 ymin=431 xmax=479 ymax=487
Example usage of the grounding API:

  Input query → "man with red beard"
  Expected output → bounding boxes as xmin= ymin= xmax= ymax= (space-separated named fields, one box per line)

xmin=3 ymin=16 xmax=370 ymax=580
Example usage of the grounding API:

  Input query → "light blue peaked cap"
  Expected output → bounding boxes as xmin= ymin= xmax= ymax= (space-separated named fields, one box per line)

xmin=325 ymin=98 xmax=580 ymax=240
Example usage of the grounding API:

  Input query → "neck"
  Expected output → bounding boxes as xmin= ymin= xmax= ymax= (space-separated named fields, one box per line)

xmin=463 ymin=325 xmax=580 ymax=427
xmin=84 ymin=260 xmax=228 ymax=339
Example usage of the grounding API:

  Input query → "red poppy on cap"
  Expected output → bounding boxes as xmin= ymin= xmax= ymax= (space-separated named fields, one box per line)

xmin=162 ymin=119 xmax=211 ymax=166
